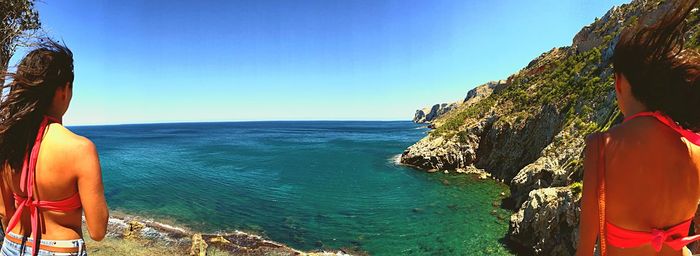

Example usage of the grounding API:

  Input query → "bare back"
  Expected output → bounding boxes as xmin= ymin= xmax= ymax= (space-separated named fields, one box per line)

xmin=0 ymin=123 xmax=108 ymax=241
xmin=604 ymin=116 xmax=700 ymax=255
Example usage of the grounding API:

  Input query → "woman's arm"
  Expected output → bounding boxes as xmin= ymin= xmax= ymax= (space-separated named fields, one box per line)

xmin=577 ymin=133 xmax=601 ymax=256
xmin=75 ymin=138 xmax=108 ymax=241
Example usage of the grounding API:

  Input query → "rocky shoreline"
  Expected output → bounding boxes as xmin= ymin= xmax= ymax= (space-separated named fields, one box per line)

xmin=87 ymin=214 xmax=354 ymax=256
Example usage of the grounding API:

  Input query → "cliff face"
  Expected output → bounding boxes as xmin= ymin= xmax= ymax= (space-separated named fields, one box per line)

xmin=400 ymin=1 xmax=700 ymax=255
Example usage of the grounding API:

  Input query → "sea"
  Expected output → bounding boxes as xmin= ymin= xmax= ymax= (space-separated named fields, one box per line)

xmin=70 ymin=121 xmax=513 ymax=255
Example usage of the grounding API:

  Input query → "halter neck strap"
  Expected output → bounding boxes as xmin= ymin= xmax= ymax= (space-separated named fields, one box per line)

xmin=623 ymin=111 xmax=700 ymax=146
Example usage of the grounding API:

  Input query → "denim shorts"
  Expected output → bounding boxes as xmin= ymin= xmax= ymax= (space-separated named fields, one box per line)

xmin=0 ymin=232 xmax=87 ymax=256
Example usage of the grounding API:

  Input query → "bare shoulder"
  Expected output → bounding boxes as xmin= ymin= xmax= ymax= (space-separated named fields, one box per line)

xmin=46 ymin=124 xmax=101 ymax=180
xmin=584 ymin=131 xmax=604 ymax=151
xmin=598 ymin=121 xmax=641 ymax=150
xmin=607 ymin=116 xmax=675 ymax=141
xmin=584 ymin=132 xmax=600 ymax=145
xmin=604 ymin=122 xmax=628 ymax=141
xmin=47 ymin=124 xmax=97 ymax=157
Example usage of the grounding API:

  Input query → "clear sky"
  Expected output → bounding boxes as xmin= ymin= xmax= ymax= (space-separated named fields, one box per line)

xmin=10 ymin=0 xmax=630 ymax=125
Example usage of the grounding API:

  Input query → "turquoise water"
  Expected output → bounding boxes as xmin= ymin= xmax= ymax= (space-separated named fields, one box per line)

xmin=71 ymin=121 xmax=512 ymax=255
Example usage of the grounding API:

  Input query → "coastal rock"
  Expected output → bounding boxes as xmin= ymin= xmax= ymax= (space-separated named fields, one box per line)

xmin=403 ymin=102 xmax=565 ymax=182
xmin=123 ymin=220 xmax=145 ymax=240
xmin=400 ymin=131 xmax=478 ymax=171
xmin=413 ymin=103 xmax=457 ymax=123
xmin=508 ymin=187 xmax=580 ymax=256
xmin=114 ymin=217 xmax=190 ymax=245
xmin=510 ymin=126 xmax=586 ymax=207
xmin=101 ymin=215 xmax=330 ymax=255
xmin=209 ymin=235 xmax=231 ymax=245
xmin=401 ymin=113 xmax=499 ymax=171
xmin=190 ymin=233 xmax=208 ymax=256
xmin=307 ymin=252 xmax=354 ymax=256
xmin=455 ymin=165 xmax=492 ymax=180
xmin=475 ymin=104 xmax=565 ymax=181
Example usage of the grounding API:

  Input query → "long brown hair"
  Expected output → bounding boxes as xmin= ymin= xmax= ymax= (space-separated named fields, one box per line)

xmin=0 ymin=39 xmax=74 ymax=172
xmin=613 ymin=0 xmax=700 ymax=131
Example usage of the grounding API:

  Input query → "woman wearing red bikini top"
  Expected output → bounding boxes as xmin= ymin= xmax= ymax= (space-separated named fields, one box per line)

xmin=0 ymin=39 xmax=108 ymax=255
xmin=577 ymin=1 xmax=700 ymax=255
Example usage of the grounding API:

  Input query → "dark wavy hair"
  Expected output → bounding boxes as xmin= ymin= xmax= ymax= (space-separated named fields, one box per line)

xmin=0 ymin=38 xmax=74 ymax=172
xmin=613 ymin=0 xmax=700 ymax=131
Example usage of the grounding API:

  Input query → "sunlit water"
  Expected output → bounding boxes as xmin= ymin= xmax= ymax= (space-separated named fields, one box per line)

xmin=72 ymin=121 xmax=512 ymax=255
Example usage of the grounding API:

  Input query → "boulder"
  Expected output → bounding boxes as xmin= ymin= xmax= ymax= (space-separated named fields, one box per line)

xmin=190 ymin=233 xmax=208 ymax=256
xmin=509 ymin=187 xmax=580 ymax=255
xmin=123 ymin=220 xmax=145 ymax=240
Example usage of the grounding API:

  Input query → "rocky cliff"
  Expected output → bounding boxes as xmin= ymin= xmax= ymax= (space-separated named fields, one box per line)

xmin=412 ymin=80 xmax=504 ymax=124
xmin=463 ymin=80 xmax=504 ymax=106
xmin=400 ymin=1 xmax=700 ymax=255
xmin=413 ymin=103 xmax=457 ymax=123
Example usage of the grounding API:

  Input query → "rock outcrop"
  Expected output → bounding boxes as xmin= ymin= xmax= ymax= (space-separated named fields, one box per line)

xmin=400 ymin=0 xmax=697 ymax=255
xmin=508 ymin=187 xmax=580 ymax=255
xmin=123 ymin=220 xmax=146 ymax=240
xmin=412 ymin=80 xmax=506 ymax=124
xmin=401 ymin=120 xmax=482 ymax=170
xmin=190 ymin=233 xmax=208 ymax=256
xmin=463 ymin=80 xmax=505 ymax=105
xmin=100 ymin=215 xmax=353 ymax=256
xmin=413 ymin=103 xmax=457 ymax=123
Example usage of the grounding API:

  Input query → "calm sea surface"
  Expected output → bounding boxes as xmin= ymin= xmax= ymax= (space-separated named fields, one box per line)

xmin=71 ymin=121 xmax=512 ymax=255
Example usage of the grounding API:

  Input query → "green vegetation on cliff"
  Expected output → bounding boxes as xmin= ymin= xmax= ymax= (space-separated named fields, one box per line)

xmin=431 ymin=0 xmax=696 ymax=142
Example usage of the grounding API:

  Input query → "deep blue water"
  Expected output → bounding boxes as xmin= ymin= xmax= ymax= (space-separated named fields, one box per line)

xmin=71 ymin=121 xmax=512 ymax=255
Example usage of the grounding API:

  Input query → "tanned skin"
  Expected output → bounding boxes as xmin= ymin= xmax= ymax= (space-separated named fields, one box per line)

xmin=0 ymin=82 xmax=109 ymax=243
xmin=576 ymin=74 xmax=700 ymax=256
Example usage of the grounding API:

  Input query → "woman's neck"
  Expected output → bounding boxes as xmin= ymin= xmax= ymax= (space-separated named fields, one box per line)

xmin=44 ymin=112 xmax=63 ymax=123
xmin=623 ymin=102 xmax=649 ymax=118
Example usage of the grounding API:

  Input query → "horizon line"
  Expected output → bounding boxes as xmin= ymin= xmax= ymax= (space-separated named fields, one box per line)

xmin=67 ymin=118 xmax=415 ymax=127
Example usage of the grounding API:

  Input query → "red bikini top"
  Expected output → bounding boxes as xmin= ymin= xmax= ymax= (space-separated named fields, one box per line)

xmin=598 ymin=111 xmax=700 ymax=255
xmin=5 ymin=116 xmax=82 ymax=256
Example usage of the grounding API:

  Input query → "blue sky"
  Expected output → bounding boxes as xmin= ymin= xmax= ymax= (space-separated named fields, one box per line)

xmin=11 ymin=0 xmax=629 ymax=125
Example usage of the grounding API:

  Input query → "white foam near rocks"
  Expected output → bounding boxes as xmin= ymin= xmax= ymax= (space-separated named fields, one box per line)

xmin=390 ymin=154 xmax=402 ymax=165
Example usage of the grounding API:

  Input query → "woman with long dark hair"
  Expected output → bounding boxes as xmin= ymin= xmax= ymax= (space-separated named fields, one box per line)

xmin=577 ymin=0 xmax=700 ymax=255
xmin=0 ymin=39 xmax=108 ymax=256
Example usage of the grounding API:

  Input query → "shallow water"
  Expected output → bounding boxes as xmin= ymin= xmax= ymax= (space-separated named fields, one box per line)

xmin=72 ymin=121 xmax=512 ymax=255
